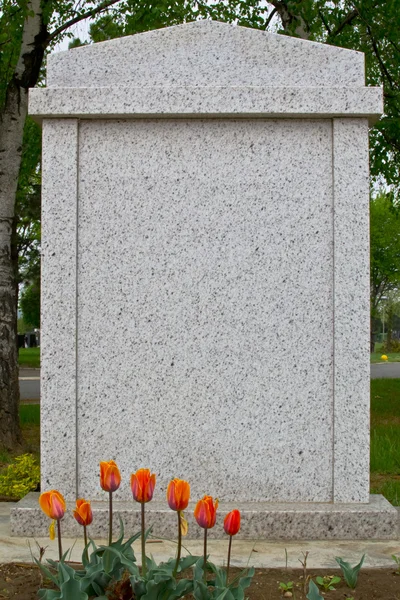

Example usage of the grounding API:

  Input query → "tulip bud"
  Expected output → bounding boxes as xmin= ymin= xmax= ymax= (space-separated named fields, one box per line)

xmin=39 ymin=490 xmax=66 ymax=520
xmin=73 ymin=498 xmax=93 ymax=527
xmin=167 ymin=478 xmax=190 ymax=511
xmin=223 ymin=509 xmax=241 ymax=536
xmin=194 ymin=495 xmax=218 ymax=529
xmin=100 ymin=460 xmax=121 ymax=492
xmin=131 ymin=468 xmax=156 ymax=503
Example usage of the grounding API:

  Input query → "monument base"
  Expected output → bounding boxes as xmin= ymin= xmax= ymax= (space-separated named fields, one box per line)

xmin=11 ymin=494 xmax=398 ymax=540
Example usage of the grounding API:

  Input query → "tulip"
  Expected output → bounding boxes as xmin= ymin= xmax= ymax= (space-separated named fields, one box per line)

xmin=194 ymin=495 xmax=218 ymax=581
xmin=167 ymin=478 xmax=190 ymax=576
xmin=100 ymin=460 xmax=121 ymax=545
xmin=130 ymin=468 xmax=156 ymax=576
xmin=39 ymin=490 xmax=66 ymax=561
xmin=223 ymin=509 xmax=240 ymax=536
xmin=130 ymin=468 xmax=156 ymax=503
xmin=73 ymin=498 xmax=93 ymax=563
xmin=223 ymin=509 xmax=241 ymax=583
xmin=39 ymin=490 xmax=66 ymax=520
xmin=167 ymin=478 xmax=190 ymax=512
xmin=100 ymin=460 xmax=121 ymax=492
xmin=194 ymin=495 xmax=218 ymax=529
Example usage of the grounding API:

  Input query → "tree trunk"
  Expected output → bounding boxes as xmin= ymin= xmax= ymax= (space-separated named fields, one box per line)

xmin=0 ymin=0 xmax=46 ymax=449
xmin=386 ymin=303 xmax=394 ymax=352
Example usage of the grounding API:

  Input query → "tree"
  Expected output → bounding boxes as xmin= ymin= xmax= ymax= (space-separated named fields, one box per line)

xmin=0 ymin=0 xmax=132 ymax=449
xmin=1 ymin=0 xmax=400 ymax=449
xmin=370 ymin=193 xmax=400 ymax=349
xmin=20 ymin=283 xmax=40 ymax=329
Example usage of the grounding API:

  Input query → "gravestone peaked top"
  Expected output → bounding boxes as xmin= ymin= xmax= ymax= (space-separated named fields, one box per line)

xmin=30 ymin=21 xmax=381 ymax=122
xmin=17 ymin=21 xmax=393 ymax=541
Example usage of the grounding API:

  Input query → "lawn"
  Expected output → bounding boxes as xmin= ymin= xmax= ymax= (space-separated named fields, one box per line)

xmin=371 ymin=352 xmax=400 ymax=363
xmin=18 ymin=347 xmax=40 ymax=368
xmin=370 ymin=378 xmax=400 ymax=504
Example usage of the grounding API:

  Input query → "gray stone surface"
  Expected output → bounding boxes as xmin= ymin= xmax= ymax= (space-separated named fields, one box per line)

xmin=29 ymin=86 xmax=382 ymax=123
xmin=22 ymin=21 xmax=385 ymax=538
xmin=46 ymin=21 xmax=365 ymax=88
xmin=11 ymin=493 xmax=398 ymax=540
xmin=2 ymin=501 xmax=400 ymax=566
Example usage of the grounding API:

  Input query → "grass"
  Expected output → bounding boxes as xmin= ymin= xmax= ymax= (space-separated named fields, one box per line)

xmin=18 ymin=347 xmax=40 ymax=368
xmin=371 ymin=352 xmax=400 ymax=363
xmin=19 ymin=404 xmax=40 ymax=426
xmin=370 ymin=379 xmax=400 ymax=504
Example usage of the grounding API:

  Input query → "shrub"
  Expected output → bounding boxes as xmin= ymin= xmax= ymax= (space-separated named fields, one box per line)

xmin=0 ymin=453 xmax=40 ymax=499
xmin=381 ymin=339 xmax=400 ymax=353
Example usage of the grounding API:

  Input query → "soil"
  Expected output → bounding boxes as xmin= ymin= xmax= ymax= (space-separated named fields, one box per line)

xmin=1 ymin=564 xmax=400 ymax=600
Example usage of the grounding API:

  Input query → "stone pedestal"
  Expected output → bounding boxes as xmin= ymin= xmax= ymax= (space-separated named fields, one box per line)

xmin=12 ymin=21 xmax=388 ymax=538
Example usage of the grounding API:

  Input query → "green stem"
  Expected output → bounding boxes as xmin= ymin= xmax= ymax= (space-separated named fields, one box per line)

xmin=141 ymin=502 xmax=147 ymax=576
xmin=109 ymin=491 xmax=113 ymax=546
xmin=57 ymin=519 xmax=62 ymax=562
xmin=226 ymin=535 xmax=232 ymax=585
xmin=84 ymin=525 xmax=88 ymax=563
xmin=203 ymin=528 xmax=208 ymax=584
xmin=173 ymin=511 xmax=182 ymax=577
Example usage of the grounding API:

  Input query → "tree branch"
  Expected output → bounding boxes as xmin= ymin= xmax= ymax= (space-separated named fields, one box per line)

xmin=366 ymin=24 xmax=396 ymax=90
xmin=328 ymin=8 xmax=359 ymax=39
xmin=318 ymin=9 xmax=331 ymax=36
xmin=264 ymin=7 xmax=277 ymax=30
xmin=46 ymin=0 xmax=123 ymax=43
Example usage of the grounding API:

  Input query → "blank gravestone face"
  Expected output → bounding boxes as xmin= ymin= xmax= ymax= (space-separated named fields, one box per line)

xmin=32 ymin=21 xmax=382 ymax=511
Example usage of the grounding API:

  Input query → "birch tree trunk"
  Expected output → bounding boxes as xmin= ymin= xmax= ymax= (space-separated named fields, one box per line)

xmin=0 ymin=0 xmax=47 ymax=449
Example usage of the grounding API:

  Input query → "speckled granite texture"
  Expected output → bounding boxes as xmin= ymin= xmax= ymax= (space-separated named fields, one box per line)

xmin=29 ymin=86 xmax=382 ymax=123
xmin=11 ymin=494 xmax=398 ymax=540
xmin=22 ymin=20 xmax=386 ymax=538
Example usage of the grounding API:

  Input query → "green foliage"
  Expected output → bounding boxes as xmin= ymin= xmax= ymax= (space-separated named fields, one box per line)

xmin=192 ymin=557 xmax=254 ymax=600
xmin=315 ymin=575 xmax=341 ymax=591
xmin=0 ymin=453 xmax=40 ymax=499
xmin=36 ymin=519 xmax=203 ymax=600
xmin=306 ymin=580 xmax=324 ymax=600
xmin=391 ymin=554 xmax=400 ymax=574
xmin=381 ymin=339 xmax=400 ymax=353
xmin=335 ymin=555 xmax=365 ymax=590
xmin=370 ymin=194 xmax=400 ymax=312
xmin=279 ymin=581 xmax=294 ymax=593
xmin=20 ymin=283 xmax=40 ymax=328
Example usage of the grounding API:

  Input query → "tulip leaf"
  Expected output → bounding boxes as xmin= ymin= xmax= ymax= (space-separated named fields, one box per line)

xmin=335 ymin=555 xmax=365 ymax=589
xmin=307 ymin=580 xmax=324 ymax=600
xmin=177 ymin=555 xmax=201 ymax=572
xmin=34 ymin=558 xmax=60 ymax=587
xmin=36 ymin=585 xmax=61 ymax=599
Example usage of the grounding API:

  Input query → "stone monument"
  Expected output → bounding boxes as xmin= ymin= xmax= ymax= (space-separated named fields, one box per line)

xmin=13 ymin=21 xmax=396 ymax=539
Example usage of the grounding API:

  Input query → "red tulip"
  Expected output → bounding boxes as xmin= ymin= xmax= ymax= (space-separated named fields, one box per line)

xmin=100 ymin=460 xmax=121 ymax=492
xmin=73 ymin=498 xmax=93 ymax=527
xmin=223 ymin=509 xmax=241 ymax=536
xmin=167 ymin=478 xmax=190 ymax=511
xmin=130 ymin=468 xmax=156 ymax=503
xmin=39 ymin=490 xmax=66 ymax=520
xmin=194 ymin=495 xmax=218 ymax=529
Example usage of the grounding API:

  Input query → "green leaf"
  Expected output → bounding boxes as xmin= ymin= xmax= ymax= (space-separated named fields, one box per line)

xmin=335 ymin=555 xmax=365 ymax=589
xmin=307 ymin=580 xmax=324 ymax=600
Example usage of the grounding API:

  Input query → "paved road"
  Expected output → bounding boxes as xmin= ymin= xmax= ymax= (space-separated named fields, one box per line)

xmin=371 ymin=362 xmax=400 ymax=379
xmin=19 ymin=369 xmax=40 ymax=401
xmin=17 ymin=364 xmax=400 ymax=402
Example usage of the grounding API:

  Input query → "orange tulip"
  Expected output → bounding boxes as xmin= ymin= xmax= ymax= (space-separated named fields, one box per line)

xmin=73 ymin=498 xmax=93 ymax=527
xmin=130 ymin=468 xmax=156 ymax=503
xmin=39 ymin=490 xmax=66 ymax=520
xmin=194 ymin=495 xmax=218 ymax=529
xmin=167 ymin=478 xmax=190 ymax=511
xmin=100 ymin=460 xmax=121 ymax=492
xmin=223 ymin=509 xmax=241 ymax=536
